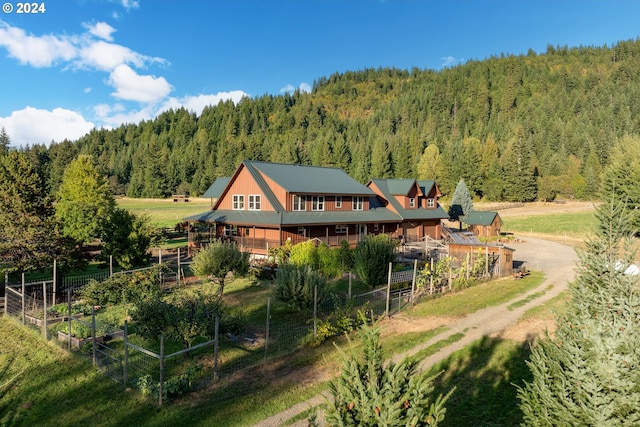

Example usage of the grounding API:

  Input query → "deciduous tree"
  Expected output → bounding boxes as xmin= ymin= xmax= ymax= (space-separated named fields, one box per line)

xmin=190 ymin=240 xmax=249 ymax=296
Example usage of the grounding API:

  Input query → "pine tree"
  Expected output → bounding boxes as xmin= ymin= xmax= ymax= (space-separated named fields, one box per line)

xmin=0 ymin=127 xmax=10 ymax=153
xmin=517 ymin=197 xmax=640 ymax=426
xmin=322 ymin=320 xmax=453 ymax=426
xmin=448 ymin=179 xmax=474 ymax=229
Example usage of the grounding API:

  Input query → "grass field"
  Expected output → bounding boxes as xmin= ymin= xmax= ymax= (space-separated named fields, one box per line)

xmin=116 ymin=197 xmax=211 ymax=228
xmin=501 ymin=211 xmax=596 ymax=240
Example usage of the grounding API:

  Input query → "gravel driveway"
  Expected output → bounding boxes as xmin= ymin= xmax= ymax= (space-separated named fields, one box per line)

xmin=253 ymin=237 xmax=579 ymax=427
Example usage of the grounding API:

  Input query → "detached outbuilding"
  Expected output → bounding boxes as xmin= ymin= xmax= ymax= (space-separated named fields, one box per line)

xmin=465 ymin=211 xmax=502 ymax=239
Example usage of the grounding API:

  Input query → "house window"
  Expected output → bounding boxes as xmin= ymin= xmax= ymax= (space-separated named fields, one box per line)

xmin=409 ymin=197 xmax=415 ymax=208
xmin=297 ymin=226 xmax=306 ymax=236
xmin=312 ymin=196 xmax=325 ymax=211
xmin=224 ymin=225 xmax=238 ymax=236
xmin=336 ymin=225 xmax=347 ymax=234
xmin=374 ymin=223 xmax=379 ymax=231
xmin=232 ymin=194 xmax=244 ymax=210
xmin=292 ymin=195 xmax=306 ymax=211
xmin=427 ymin=198 xmax=435 ymax=208
xmin=352 ymin=196 xmax=364 ymax=211
xmin=248 ymin=194 xmax=261 ymax=210
xmin=335 ymin=196 xmax=342 ymax=209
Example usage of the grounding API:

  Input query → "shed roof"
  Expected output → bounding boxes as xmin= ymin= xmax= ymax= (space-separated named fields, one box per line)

xmin=465 ymin=211 xmax=500 ymax=226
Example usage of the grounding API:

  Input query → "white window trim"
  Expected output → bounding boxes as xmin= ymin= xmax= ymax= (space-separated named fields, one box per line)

xmin=312 ymin=196 xmax=325 ymax=211
xmin=248 ymin=194 xmax=261 ymax=211
xmin=336 ymin=225 xmax=347 ymax=234
xmin=427 ymin=198 xmax=435 ymax=208
xmin=409 ymin=197 xmax=415 ymax=208
xmin=352 ymin=196 xmax=364 ymax=211
xmin=232 ymin=194 xmax=244 ymax=210
xmin=335 ymin=196 xmax=342 ymax=209
xmin=292 ymin=195 xmax=306 ymax=211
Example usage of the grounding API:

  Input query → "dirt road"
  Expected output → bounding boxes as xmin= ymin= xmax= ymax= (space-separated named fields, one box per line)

xmin=253 ymin=237 xmax=579 ymax=426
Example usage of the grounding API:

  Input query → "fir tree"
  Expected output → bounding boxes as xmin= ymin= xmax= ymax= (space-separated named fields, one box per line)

xmin=517 ymin=197 xmax=640 ymax=426
xmin=0 ymin=127 xmax=10 ymax=153
xmin=448 ymin=179 xmax=474 ymax=230
xmin=322 ymin=320 xmax=454 ymax=426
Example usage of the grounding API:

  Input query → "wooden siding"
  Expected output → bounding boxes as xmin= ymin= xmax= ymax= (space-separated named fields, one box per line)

xmin=218 ymin=166 xmax=275 ymax=211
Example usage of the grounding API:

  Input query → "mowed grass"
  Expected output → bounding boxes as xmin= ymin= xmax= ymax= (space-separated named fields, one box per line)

xmin=116 ymin=197 xmax=211 ymax=228
xmin=501 ymin=211 xmax=596 ymax=239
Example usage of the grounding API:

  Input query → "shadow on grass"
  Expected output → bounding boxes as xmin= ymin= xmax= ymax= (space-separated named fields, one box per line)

xmin=427 ymin=334 xmax=534 ymax=427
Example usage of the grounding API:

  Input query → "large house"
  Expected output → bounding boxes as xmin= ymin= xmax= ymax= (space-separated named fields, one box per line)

xmin=185 ymin=160 xmax=448 ymax=255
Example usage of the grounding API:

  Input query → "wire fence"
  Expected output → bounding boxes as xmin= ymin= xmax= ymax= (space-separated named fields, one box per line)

xmin=3 ymin=247 xmax=494 ymax=404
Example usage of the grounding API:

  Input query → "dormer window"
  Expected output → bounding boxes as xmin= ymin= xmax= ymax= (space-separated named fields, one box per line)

xmin=427 ymin=198 xmax=435 ymax=208
xmin=409 ymin=197 xmax=415 ymax=208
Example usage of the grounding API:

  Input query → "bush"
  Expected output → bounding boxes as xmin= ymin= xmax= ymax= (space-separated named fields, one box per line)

xmin=274 ymin=264 xmax=328 ymax=312
xmin=79 ymin=266 xmax=165 ymax=306
xmin=353 ymin=234 xmax=397 ymax=289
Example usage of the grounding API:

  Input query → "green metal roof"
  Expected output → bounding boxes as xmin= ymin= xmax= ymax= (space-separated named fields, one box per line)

xmin=383 ymin=179 xmax=419 ymax=195
xmin=202 ymin=177 xmax=230 ymax=199
xmin=465 ymin=211 xmax=500 ymax=226
xmin=248 ymin=160 xmax=374 ymax=195
xmin=417 ymin=180 xmax=436 ymax=196
xmin=368 ymin=178 xmax=449 ymax=222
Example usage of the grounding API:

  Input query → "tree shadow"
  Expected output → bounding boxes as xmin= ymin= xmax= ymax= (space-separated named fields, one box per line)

xmin=426 ymin=334 xmax=534 ymax=426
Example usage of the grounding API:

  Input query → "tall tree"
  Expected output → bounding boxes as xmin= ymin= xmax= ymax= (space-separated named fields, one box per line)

xmin=448 ymin=179 xmax=474 ymax=229
xmin=417 ymin=143 xmax=442 ymax=180
xmin=518 ymin=197 xmax=640 ymax=425
xmin=56 ymin=155 xmax=115 ymax=245
xmin=0 ymin=152 xmax=74 ymax=273
xmin=370 ymin=138 xmax=393 ymax=178
xmin=0 ymin=127 xmax=10 ymax=153
xmin=600 ymin=135 xmax=640 ymax=231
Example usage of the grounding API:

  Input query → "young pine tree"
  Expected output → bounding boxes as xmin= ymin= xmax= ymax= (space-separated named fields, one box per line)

xmin=517 ymin=197 xmax=640 ymax=426
xmin=322 ymin=320 xmax=454 ymax=426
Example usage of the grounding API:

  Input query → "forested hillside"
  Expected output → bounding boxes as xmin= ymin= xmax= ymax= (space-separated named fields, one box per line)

xmin=22 ymin=39 xmax=640 ymax=201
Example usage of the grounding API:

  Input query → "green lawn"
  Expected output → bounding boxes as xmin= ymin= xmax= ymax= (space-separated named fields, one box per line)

xmin=501 ymin=211 xmax=596 ymax=239
xmin=116 ymin=197 xmax=211 ymax=228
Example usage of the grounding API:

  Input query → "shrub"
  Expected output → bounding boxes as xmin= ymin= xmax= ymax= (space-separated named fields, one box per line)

xmin=353 ymin=234 xmax=397 ymax=289
xmin=274 ymin=264 xmax=328 ymax=312
xmin=78 ymin=266 xmax=165 ymax=306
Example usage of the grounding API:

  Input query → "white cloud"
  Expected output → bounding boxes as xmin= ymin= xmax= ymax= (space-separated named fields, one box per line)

xmin=441 ymin=56 xmax=463 ymax=68
xmin=159 ymin=91 xmax=248 ymax=115
xmin=77 ymin=40 xmax=148 ymax=71
xmin=82 ymin=21 xmax=116 ymax=41
xmin=0 ymin=22 xmax=76 ymax=67
xmin=280 ymin=82 xmax=312 ymax=94
xmin=108 ymin=64 xmax=172 ymax=103
xmin=0 ymin=107 xmax=94 ymax=146
xmin=119 ymin=0 xmax=140 ymax=11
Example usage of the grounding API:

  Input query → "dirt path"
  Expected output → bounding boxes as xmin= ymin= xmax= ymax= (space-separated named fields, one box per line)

xmin=253 ymin=237 xmax=578 ymax=426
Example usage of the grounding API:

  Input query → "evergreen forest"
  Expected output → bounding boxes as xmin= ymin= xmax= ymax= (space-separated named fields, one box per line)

xmin=16 ymin=39 xmax=640 ymax=201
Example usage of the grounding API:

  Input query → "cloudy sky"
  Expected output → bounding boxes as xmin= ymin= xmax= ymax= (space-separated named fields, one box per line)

xmin=1 ymin=0 xmax=640 ymax=147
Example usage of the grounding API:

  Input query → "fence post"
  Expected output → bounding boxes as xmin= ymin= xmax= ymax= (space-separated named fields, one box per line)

xmin=177 ymin=248 xmax=181 ymax=287
xmin=348 ymin=271 xmax=352 ymax=300
xmin=411 ymin=259 xmax=417 ymax=306
xmin=123 ymin=321 xmax=129 ymax=386
xmin=385 ymin=262 xmax=392 ymax=318
xmin=91 ymin=306 xmax=97 ymax=366
xmin=313 ymin=284 xmax=318 ymax=337
xmin=109 ymin=256 xmax=113 ymax=277
xmin=42 ymin=281 xmax=48 ymax=338
xmin=53 ymin=259 xmax=57 ymax=305
xmin=67 ymin=289 xmax=72 ymax=351
xmin=429 ymin=257 xmax=434 ymax=295
xmin=264 ymin=297 xmax=271 ymax=364
xmin=213 ymin=316 xmax=219 ymax=380
xmin=159 ymin=334 xmax=164 ymax=406
xmin=21 ymin=273 xmax=25 ymax=324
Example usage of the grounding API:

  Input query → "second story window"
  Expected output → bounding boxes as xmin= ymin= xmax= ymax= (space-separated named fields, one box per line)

xmin=232 ymin=194 xmax=244 ymax=210
xmin=409 ymin=197 xmax=415 ymax=208
xmin=312 ymin=196 xmax=325 ymax=211
xmin=352 ymin=196 xmax=364 ymax=211
xmin=335 ymin=196 xmax=342 ymax=208
xmin=248 ymin=194 xmax=261 ymax=210
xmin=292 ymin=195 xmax=306 ymax=211
xmin=427 ymin=198 xmax=435 ymax=208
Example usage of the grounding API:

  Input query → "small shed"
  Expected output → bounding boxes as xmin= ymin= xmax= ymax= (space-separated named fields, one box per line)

xmin=465 ymin=211 xmax=502 ymax=238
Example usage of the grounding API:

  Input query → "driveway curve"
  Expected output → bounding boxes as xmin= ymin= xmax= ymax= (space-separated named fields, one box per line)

xmin=253 ymin=237 xmax=579 ymax=427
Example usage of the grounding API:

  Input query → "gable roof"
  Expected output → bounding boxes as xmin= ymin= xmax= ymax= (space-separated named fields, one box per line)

xmin=465 ymin=211 xmax=500 ymax=226
xmin=381 ymin=178 xmax=423 ymax=196
xmin=368 ymin=178 xmax=448 ymax=221
xmin=249 ymin=160 xmax=375 ymax=195
xmin=202 ymin=177 xmax=231 ymax=199
xmin=417 ymin=180 xmax=438 ymax=197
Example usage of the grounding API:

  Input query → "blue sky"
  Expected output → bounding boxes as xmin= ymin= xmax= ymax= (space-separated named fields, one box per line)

xmin=1 ymin=0 xmax=640 ymax=147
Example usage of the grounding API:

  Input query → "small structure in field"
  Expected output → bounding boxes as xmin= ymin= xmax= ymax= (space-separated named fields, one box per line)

xmin=465 ymin=211 xmax=502 ymax=238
